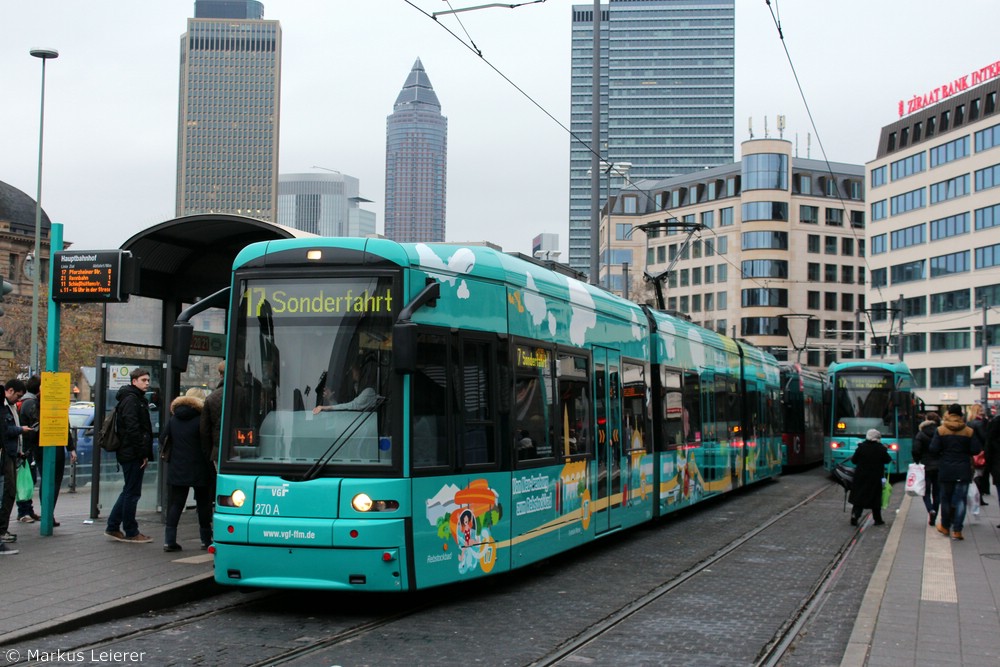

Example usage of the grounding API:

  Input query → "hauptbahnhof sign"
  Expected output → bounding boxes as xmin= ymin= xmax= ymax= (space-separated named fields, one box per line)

xmin=52 ymin=250 xmax=135 ymax=303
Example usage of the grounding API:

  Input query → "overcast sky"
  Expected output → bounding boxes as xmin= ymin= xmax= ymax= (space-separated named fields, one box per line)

xmin=2 ymin=1 xmax=998 ymax=258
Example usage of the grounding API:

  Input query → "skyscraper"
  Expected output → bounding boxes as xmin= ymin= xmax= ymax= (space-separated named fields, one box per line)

xmin=176 ymin=0 xmax=281 ymax=221
xmin=385 ymin=59 xmax=448 ymax=243
xmin=569 ymin=0 xmax=735 ymax=275
xmin=277 ymin=172 xmax=376 ymax=237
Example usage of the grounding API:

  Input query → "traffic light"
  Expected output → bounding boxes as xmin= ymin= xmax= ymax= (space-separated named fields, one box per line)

xmin=0 ymin=279 xmax=11 ymax=336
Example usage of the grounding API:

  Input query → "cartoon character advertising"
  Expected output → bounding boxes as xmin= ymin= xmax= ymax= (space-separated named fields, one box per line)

xmin=425 ymin=479 xmax=500 ymax=575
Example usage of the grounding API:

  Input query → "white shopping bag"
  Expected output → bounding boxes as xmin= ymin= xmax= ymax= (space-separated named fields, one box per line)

xmin=905 ymin=463 xmax=925 ymax=496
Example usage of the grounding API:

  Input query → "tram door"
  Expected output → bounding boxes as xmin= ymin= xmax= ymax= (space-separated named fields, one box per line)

xmin=594 ymin=347 xmax=623 ymax=534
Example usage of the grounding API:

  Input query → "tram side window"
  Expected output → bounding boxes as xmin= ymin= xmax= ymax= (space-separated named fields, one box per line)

xmin=716 ymin=374 xmax=739 ymax=440
xmin=622 ymin=360 xmax=651 ymax=453
xmin=557 ymin=352 xmax=591 ymax=457
xmin=412 ymin=334 xmax=451 ymax=468
xmin=682 ymin=371 xmax=702 ymax=443
xmin=661 ymin=369 xmax=684 ymax=447
xmin=513 ymin=345 xmax=554 ymax=463
xmin=460 ymin=340 xmax=496 ymax=466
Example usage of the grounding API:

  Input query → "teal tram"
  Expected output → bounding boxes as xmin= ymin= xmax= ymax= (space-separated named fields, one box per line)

xmin=779 ymin=362 xmax=826 ymax=469
xmin=175 ymin=238 xmax=783 ymax=591
xmin=824 ymin=360 xmax=922 ymax=476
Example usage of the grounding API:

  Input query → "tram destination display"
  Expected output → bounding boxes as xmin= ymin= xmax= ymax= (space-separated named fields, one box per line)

xmin=52 ymin=250 xmax=135 ymax=303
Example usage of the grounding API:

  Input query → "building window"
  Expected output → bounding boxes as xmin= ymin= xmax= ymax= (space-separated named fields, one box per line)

xmin=720 ymin=207 xmax=734 ymax=226
xmin=871 ymin=267 xmax=887 ymax=287
xmin=975 ymin=164 xmax=1000 ymax=192
xmin=741 ymin=260 xmax=788 ymax=279
xmin=871 ymin=165 xmax=887 ymax=188
xmin=742 ymin=288 xmax=788 ymax=307
xmin=930 ymin=289 xmax=970 ymax=314
xmin=842 ymin=238 xmax=854 ymax=256
xmin=891 ymin=153 xmax=926 ymax=181
xmin=975 ymin=243 xmax=1000 ymax=270
xmin=824 ymin=264 xmax=838 ymax=282
xmin=890 ymin=188 xmax=926 ymax=215
xmin=903 ymin=296 xmax=926 ymax=317
xmin=742 ymin=201 xmax=789 ymax=222
xmin=701 ymin=210 xmax=714 ymax=228
xmin=808 ymin=235 xmax=820 ymax=253
xmin=622 ymin=196 xmax=638 ymax=214
xmin=825 ymin=208 xmax=844 ymax=226
xmin=891 ymin=223 xmax=926 ymax=250
xmin=615 ymin=223 xmax=632 ymax=240
xmin=800 ymin=205 xmax=819 ymax=224
xmin=872 ymin=234 xmax=887 ymax=255
xmin=824 ymin=292 xmax=837 ymax=310
xmin=929 ymin=135 xmax=969 ymax=167
xmin=891 ymin=259 xmax=926 ymax=284
xmin=742 ymin=231 xmax=789 ymax=250
xmin=742 ymin=153 xmax=788 ymax=191
xmin=929 ymin=251 xmax=970 ymax=277
xmin=930 ymin=366 xmax=970 ymax=388
xmin=871 ymin=200 xmax=887 ymax=221
xmin=930 ymin=174 xmax=970 ymax=203
xmin=841 ymin=265 xmax=854 ymax=283
xmin=808 ymin=263 xmax=820 ymax=282
xmin=974 ymin=122 xmax=1000 ymax=152
xmin=932 ymin=212 xmax=970 ymax=238
xmin=808 ymin=291 xmax=820 ymax=309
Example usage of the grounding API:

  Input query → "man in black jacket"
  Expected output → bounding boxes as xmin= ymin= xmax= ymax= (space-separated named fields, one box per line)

xmin=105 ymin=369 xmax=154 ymax=544
xmin=0 ymin=380 xmax=32 ymax=554
xmin=930 ymin=403 xmax=983 ymax=541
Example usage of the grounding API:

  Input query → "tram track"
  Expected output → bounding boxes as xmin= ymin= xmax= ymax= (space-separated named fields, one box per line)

xmin=528 ymin=481 xmax=864 ymax=667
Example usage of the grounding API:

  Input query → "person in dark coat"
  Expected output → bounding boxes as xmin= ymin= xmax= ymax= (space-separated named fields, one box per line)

xmin=849 ymin=428 xmax=892 ymax=526
xmin=911 ymin=411 xmax=941 ymax=526
xmin=929 ymin=403 xmax=982 ymax=541
xmin=987 ymin=415 xmax=1000 ymax=529
xmin=105 ymin=368 xmax=154 ymax=544
xmin=162 ymin=389 xmax=213 ymax=552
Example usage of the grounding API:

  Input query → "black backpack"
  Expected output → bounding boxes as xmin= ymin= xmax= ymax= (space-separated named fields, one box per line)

xmin=99 ymin=409 xmax=121 ymax=452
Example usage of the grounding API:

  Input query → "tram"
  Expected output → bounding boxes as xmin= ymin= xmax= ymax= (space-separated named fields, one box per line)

xmin=824 ymin=360 xmax=922 ymax=475
xmin=779 ymin=363 xmax=826 ymax=469
xmin=173 ymin=238 xmax=782 ymax=591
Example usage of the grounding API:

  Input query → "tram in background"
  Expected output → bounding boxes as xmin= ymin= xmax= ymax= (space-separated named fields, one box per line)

xmin=779 ymin=363 xmax=826 ymax=469
xmin=824 ymin=360 xmax=922 ymax=475
xmin=172 ymin=238 xmax=782 ymax=592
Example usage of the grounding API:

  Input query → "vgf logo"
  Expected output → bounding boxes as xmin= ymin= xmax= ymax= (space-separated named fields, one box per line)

xmin=270 ymin=484 xmax=289 ymax=497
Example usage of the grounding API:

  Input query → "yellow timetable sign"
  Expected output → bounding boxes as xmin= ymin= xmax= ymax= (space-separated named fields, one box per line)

xmin=39 ymin=372 xmax=71 ymax=447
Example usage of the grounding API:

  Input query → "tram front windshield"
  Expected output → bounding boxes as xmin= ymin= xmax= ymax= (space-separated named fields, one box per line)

xmin=831 ymin=371 xmax=897 ymax=438
xmin=224 ymin=275 xmax=396 ymax=471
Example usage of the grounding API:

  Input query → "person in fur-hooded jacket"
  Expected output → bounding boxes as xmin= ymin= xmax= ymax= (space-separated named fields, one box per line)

xmin=160 ymin=388 xmax=213 ymax=552
xmin=929 ymin=403 xmax=983 ymax=541
xmin=911 ymin=412 xmax=941 ymax=526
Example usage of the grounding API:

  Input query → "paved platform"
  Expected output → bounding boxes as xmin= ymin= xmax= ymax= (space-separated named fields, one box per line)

xmin=843 ymin=484 xmax=1000 ymax=666
xmin=0 ymin=485 xmax=217 ymax=646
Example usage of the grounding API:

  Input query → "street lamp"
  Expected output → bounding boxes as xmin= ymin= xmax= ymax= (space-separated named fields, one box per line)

xmin=29 ymin=48 xmax=58 ymax=377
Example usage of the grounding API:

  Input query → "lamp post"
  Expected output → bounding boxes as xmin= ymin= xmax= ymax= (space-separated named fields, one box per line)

xmin=29 ymin=48 xmax=58 ymax=377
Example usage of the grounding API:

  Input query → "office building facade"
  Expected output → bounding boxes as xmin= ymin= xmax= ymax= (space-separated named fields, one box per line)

xmin=569 ymin=0 xmax=735 ymax=276
xmin=278 ymin=173 xmax=376 ymax=237
xmin=867 ymin=75 xmax=1000 ymax=406
xmin=176 ymin=0 xmax=281 ymax=221
xmin=603 ymin=139 xmax=867 ymax=368
xmin=384 ymin=59 xmax=447 ymax=243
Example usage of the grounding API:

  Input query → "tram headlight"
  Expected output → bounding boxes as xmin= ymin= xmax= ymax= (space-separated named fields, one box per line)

xmin=352 ymin=493 xmax=374 ymax=512
xmin=351 ymin=493 xmax=400 ymax=513
xmin=218 ymin=489 xmax=247 ymax=508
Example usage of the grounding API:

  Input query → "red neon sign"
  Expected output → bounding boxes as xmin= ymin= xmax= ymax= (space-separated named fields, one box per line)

xmin=899 ymin=59 xmax=1000 ymax=118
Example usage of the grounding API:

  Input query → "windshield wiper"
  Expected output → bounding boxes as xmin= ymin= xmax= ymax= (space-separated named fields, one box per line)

xmin=300 ymin=397 xmax=386 ymax=481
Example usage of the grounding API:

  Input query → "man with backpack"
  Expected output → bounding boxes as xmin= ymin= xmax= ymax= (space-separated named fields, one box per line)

xmin=105 ymin=368 xmax=154 ymax=544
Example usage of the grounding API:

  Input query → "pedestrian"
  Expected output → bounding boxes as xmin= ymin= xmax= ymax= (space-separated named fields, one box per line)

xmin=967 ymin=403 xmax=990 ymax=505
xmin=987 ymin=413 xmax=1000 ymax=529
xmin=14 ymin=376 xmax=41 ymax=523
xmin=105 ymin=368 xmax=154 ymax=544
xmin=849 ymin=428 xmax=892 ymax=526
xmin=19 ymin=376 xmax=76 ymax=526
xmin=912 ymin=411 xmax=942 ymax=526
xmin=0 ymin=380 xmax=33 ymax=554
xmin=930 ymin=403 xmax=982 ymax=541
xmin=161 ymin=388 xmax=214 ymax=552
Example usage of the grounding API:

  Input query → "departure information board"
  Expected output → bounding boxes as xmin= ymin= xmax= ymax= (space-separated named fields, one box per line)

xmin=52 ymin=250 xmax=132 ymax=303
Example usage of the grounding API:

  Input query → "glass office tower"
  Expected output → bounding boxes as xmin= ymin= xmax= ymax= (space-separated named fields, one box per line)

xmin=176 ymin=0 xmax=281 ymax=221
xmin=385 ymin=58 xmax=448 ymax=243
xmin=569 ymin=0 xmax=735 ymax=276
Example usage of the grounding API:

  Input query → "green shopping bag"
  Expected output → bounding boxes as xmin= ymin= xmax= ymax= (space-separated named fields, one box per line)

xmin=881 ymin=480 xmax=892 ymax=510
xmin=16 ymin=459 xmax=34 ymax=502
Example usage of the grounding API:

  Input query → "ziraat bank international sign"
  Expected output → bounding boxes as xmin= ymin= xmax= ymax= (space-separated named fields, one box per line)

xmin=899 ymin=59 xmax=1000 ymax=117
